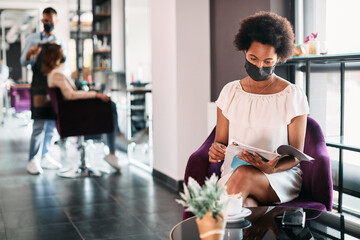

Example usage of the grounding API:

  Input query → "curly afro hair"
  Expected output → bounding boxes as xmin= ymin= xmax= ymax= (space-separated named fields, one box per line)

xmin=234 ymin=11 xmax=295 ymax=62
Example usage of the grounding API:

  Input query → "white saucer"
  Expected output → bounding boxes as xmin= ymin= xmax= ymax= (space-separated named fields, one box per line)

xmin=226 ymin=208 xmax=252 ymax=223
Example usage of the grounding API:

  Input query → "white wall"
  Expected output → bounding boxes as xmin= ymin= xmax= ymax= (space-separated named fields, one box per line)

xmin=151 ymin=0 xmax=211 ymax=181
xmin=112 ymin=0 xmax=125 ymax=72
xmin=124 ymin=0 xmax=151 ymax=84
xmin=151 ymin=0 xmax=178 ymax=180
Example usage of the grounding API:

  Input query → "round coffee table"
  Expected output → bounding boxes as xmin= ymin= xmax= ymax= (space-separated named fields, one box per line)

xmin=170 ymin=206 xmax=360 ymax=240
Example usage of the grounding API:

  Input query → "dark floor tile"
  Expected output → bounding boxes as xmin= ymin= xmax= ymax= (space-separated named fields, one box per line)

xmin=0 ymin=196 xmax=59 ymax=213
xmin=5 ymin=223 xmax=82 ymax=240
xmin=118 ymin=195 xmax=183 ymax=216
xmin=3 ymin=208 xmax=70 ymax=229
xmin=55 ymin=188 xmax=116 ymax=207
xmin=0 ymin=213 xmax=4 ymax=232
xmin=0 ymin=231 xmax=6 ymax=240
xmin=74 ymin=217 xmax=152 ymax=239
xmin=64 ymin=202 xmax=125 ymax=222
xmin=0 ymin=177 xmax=48 ymax=193
xmin=109 ymin=184 xmax=179 ymax=202
xmin=0 ymin=187 xmax=54 ymax=201
xmin=46 ymin=178 xmax=103 ymax=195
xmin=136 ymin=210 xmax=183 ymax=233
xmin=156 ymin=230 xmax=172 ymax=240
xmin=0 ymin=177 xmax=55 ymax=200
xmin=94 ymin=167 xmax=154 ymax=189
xmin=0 ymin=173 xmax=48 ymax=185
xmin=109 ymin=233 xmax=161 ymax=240
xmin=108 ymin=186 xmax=149 ymax=200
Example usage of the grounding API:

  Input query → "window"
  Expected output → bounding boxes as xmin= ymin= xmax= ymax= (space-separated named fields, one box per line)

xmin=297 ymin=0 xmax=360 ymax=54
xmin=326 ymin=0 xmax=360 ymax=54
xmin=296 ymin=0 xmax=360 ymax=215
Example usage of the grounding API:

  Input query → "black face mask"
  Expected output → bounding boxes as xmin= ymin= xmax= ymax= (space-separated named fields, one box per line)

xmin=60 ymin=55 xmax=66 ymax=64
xmin=43 ymin=23 xmax=54 ymax=33
xmin=245 ymin=58 xmax=276 ymax=81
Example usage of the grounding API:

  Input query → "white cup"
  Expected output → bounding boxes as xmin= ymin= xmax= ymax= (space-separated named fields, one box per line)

xmin=226 ymin=195 xmax=243 ymax=216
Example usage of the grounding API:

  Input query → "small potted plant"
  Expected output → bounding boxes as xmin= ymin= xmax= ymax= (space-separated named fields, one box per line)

xmin=176 ymin=174 xmax=228 ymax=240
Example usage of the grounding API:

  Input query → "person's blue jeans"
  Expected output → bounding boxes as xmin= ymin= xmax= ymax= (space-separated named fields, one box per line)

xmin=28 ymin=119 xmax=56 ymax=161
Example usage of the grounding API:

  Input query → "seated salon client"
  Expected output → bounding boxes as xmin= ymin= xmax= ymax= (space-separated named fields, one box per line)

xmin=41 ymin=43 xmax=121 ymax=170
xmin=208 ymin=12 xmax=309 ymax=207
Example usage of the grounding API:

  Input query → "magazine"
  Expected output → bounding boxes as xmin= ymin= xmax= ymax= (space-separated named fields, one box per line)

xmin=225 ymin=140 xmax=314 ymax=171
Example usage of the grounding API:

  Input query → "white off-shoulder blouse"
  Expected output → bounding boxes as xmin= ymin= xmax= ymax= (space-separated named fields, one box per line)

xmin=216 ymin=80 xmax=309 ymax=203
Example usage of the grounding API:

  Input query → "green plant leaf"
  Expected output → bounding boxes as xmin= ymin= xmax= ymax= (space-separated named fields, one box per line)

xmin=175 ymin=174 xmax=228 ymax=219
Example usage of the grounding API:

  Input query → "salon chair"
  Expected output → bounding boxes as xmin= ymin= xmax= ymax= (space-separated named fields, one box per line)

xmin=183 ymin=116 xmax=333 ymax=220
xmin=47 ymin=87 xmax=113 ymax=178
xmin=10 ymin=84 xmax=31 ymax=112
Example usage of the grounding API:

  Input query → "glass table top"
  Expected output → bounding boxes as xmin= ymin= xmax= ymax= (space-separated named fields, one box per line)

xmin=170 ymin=206 xmax=360 ymax=240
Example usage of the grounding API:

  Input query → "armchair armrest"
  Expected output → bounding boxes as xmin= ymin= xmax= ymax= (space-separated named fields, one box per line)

xmin=184 ymin=128 xmax=219 ymax=186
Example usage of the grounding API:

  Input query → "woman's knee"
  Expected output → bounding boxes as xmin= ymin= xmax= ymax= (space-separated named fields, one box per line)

xmin=243 ymin=197 xmax=258 ymax=207
xmin=231 ymin=165 xmax=255 ymax=181
xmin=227 ymin=166 xmax=253 ymax=188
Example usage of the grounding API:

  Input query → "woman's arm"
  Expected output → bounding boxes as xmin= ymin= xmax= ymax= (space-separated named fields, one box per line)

xmin=240 ymin=114 xmax=307 ymax=174
xmin=50 ymin=72 xmax=110 ymax=102
xmin=273 ymin=114 xmax=307 ymax=173
xmin=49 ymin=72 xmax=97 ymax=100
xmin=208 ymin=107 xmax=229 ymax=163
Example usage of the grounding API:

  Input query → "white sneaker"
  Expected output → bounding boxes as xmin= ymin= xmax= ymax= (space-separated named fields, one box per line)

xmin=41 ymin=154 xmax=62 ymax=169
xmin=104 ymin=154 xmax=121 ymax=171
xmin=117 ymin=129 xmax=148 ymax=145
xmin=27 ymin=159 xmax=43 ymax=175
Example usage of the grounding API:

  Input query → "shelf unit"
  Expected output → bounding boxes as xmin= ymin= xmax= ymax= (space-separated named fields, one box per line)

xmin=92 ymin=0 xmax=112 ymax=72
xmin=128 ymin=90 xmax=150 ymax=137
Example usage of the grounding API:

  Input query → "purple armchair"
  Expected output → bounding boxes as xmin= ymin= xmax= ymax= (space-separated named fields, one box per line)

xmin=183 ymin=116 xmax=333 ymax=220
xmin=9 ymin=84 xmax=31 ymax=112
xmin=47 ymin=87 xmax=113 ymax=178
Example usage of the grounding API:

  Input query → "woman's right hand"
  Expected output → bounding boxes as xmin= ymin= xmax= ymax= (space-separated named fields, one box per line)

xmin=96 ymin=92 xmax=110 ymax=102
xmin=208 ymin=142 xmax=226 ymax=163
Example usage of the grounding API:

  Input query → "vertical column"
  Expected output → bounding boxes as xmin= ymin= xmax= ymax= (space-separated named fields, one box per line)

xmin=305 ymin=60 xmax=310 ymax=104
xmin=76 ymin=0 xmax=83 ymax=81
xmin=111 ymin=0 xmax=125 ymax=72
xmin=152 ymin=0 xmax=210 ymax=182
xmin=337 ymin=61 xmax=345 ymax=213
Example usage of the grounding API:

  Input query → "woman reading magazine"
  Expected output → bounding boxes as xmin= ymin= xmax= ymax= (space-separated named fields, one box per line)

xmin=208 ymin=11 xmax=309 ymax=207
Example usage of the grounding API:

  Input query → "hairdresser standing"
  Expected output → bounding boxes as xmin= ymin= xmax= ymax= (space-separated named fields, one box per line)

xmin=20 ymin=7 xmax=63 ymax=174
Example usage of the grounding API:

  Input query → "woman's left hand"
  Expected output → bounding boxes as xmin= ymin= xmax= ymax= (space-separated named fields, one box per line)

xmin=96 ymin=92 xmax=110 ymax=102
xmin=238 ymin=151 xmax=280 ymax=174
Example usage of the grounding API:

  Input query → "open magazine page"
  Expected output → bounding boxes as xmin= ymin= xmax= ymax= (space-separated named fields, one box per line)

xmin=225 ymin=144 xmax=251 ymax=173
xmin=225 ymin=140 xmax=314 ymax=168
xmin=230 ymin=140 xmax=279 ymax=160
xmin=277 ymin=145 xmax=314 ymax=161
xmin=225 ymin=140 xmax=278 ymax=172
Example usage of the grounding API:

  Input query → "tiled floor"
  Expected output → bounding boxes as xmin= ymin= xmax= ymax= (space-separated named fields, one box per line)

xmin=0 ymin=113 xmax=183 ymax=240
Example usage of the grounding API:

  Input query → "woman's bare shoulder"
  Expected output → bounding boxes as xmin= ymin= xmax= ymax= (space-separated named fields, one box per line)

xmin=274 ymin=76 xmax=291 ymax=91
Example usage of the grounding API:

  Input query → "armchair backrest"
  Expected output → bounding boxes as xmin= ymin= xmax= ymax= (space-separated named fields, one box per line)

xmin=47 ymin=87 xmax=113 ymax=138
xmin=301 ymin=116 xmax=333 ymax=211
